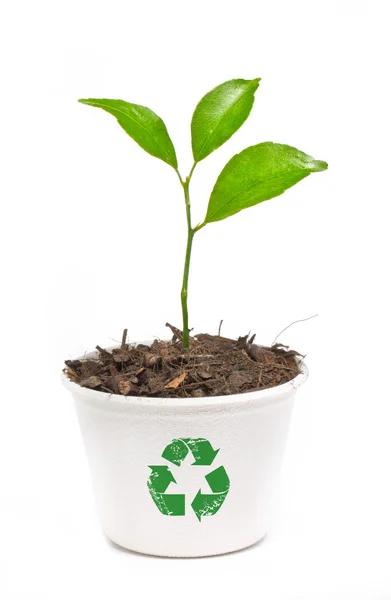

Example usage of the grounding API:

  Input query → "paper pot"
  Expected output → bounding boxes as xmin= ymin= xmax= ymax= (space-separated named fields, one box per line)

xmin=62 ymin=343 xmax=308 ymax=557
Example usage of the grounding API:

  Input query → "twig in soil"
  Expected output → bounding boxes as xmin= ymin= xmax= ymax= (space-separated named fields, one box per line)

xmin=96 ymin=345 xmax=112 ymax=359
xmin=218 ymin=320 xmax=223 ymax=336
xmin=121 ymin=328 xmax=128 ymax=349
xmin=165 ymin=322 xmax=183 ymax=341
xmin=272 ymin=314 xmax=318 ymax=346
xmin=241 ymin=349 xmax=255 ymax=363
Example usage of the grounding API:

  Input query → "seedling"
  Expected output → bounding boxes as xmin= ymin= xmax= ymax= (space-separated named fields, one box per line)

xmin=79 ymin=78 xmax=327 ymax=348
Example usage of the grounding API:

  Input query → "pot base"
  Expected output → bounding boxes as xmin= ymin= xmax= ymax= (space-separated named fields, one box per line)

xmin=105 ymin=530 xmax=267 ymax=558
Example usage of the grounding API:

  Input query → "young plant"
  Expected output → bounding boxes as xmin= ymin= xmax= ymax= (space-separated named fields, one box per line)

xmin=79 ymin=78 xmax=327 ymax=348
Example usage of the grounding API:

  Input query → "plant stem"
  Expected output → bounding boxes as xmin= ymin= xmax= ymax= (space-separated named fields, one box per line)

xmin=179 ymin=164 xmax=197 ymax=348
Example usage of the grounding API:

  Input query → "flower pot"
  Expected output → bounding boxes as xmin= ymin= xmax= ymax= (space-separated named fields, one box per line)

xmin=62 ymin=342 xmax=308 ymax=558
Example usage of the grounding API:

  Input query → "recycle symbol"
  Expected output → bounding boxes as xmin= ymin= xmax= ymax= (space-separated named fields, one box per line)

xmin=147 ymin=437 xmax=230 ymax=521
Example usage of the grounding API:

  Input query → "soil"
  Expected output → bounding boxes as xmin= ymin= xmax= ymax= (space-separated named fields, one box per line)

xmin=64 ymin=324 xmax=302 ymax=398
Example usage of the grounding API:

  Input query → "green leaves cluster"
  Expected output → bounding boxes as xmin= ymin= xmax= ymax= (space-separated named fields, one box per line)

xmin=79 ymin=78 xmax=327 ymax=226
xmin=79 ymin=78 xmax=327 ymax=348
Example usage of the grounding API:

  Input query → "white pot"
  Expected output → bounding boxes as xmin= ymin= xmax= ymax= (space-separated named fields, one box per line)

xmin=62 ymin=343 xmax=308 ymax=557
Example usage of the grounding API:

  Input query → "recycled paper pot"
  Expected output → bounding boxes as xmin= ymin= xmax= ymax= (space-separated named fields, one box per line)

xmin=62 ymin=343 xmax=308 ymax=558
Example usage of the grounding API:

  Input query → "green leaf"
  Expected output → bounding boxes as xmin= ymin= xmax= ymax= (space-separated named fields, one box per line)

xmin=78 ymin=98 xmax=178 ymax=168
xmin=203 ymin=142 xmax=328 ymax=224
xmin=191 ymin=78 xmax=260 ymax=162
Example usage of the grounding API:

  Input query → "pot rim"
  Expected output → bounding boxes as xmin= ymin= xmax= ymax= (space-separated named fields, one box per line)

xmin=61 ymin=341 xmax=308 ymax=408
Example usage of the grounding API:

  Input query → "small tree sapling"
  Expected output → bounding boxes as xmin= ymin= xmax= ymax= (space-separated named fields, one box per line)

xmin=79 ymin=78 xmax=327 ymax=348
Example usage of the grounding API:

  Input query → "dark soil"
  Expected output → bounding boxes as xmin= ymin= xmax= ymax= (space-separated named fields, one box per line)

xmin=64 ymin=324 xmax=302 ymax=398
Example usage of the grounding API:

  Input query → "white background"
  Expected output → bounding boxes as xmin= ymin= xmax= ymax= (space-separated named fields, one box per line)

xmin=1 ymin=0 xmax=391 ymax=598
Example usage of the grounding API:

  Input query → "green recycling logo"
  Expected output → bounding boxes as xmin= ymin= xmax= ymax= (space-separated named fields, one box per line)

xmin=147 ymin=438 xmax=230 ymax=521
